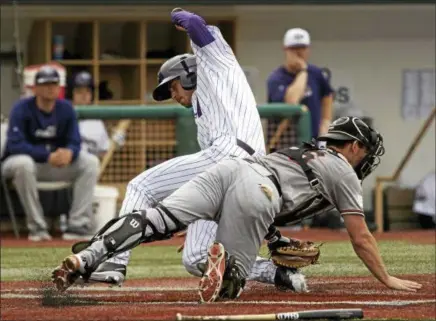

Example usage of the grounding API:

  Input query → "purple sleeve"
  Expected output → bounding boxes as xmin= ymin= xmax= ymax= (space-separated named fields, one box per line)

xmin=318 ymin=69 xmax=334 ymax=98
xmin=267 ymin=75 xmax=286 ymax=103
xmin=171 ymin=11 xmax=215 ymax=48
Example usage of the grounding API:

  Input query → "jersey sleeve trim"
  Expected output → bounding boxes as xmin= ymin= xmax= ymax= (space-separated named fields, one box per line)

xmin=340 ymin=209 xmax=365 ymax=216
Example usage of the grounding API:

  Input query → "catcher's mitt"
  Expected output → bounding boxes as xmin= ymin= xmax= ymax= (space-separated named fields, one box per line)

xmin=270 ymin=238 xmax=323 ymax=269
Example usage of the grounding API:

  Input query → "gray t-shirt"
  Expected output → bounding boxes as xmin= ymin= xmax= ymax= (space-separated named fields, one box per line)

xmin=255 ymin=148 xmax=364 ymax=225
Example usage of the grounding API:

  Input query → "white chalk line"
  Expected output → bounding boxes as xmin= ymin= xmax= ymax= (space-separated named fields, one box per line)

xmin=1 ymin=293 xmax=434 ymax=307
xmin=0 ymin=286 xmax=426 ymax=298
xmin=1 ymin=286 xmax=196 ymax=292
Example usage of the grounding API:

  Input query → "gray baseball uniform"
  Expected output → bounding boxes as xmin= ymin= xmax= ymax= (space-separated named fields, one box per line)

xmin=257 ymin=149 xmax=364 ymax=224
xmin=158 ymin=147 xmax=364 ymax=277
xmin=77 ymin=147 xmax=364 ymax=279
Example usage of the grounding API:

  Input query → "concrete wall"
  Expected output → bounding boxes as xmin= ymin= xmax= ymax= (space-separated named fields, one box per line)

xmin=1 ymin=4 xmax=435 ymax=209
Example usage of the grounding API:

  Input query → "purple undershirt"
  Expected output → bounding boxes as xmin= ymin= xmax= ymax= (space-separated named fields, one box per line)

xmin=171 ymin=11 xmax=215 ymax=48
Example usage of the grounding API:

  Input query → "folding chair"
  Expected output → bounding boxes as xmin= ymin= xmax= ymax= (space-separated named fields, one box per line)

xmin=1 ymin=173 xmax=72 ymax=239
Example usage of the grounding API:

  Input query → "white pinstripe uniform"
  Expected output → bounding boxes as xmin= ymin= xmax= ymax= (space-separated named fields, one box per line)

xmin=106 ymin=25 xmax=279 ymax=284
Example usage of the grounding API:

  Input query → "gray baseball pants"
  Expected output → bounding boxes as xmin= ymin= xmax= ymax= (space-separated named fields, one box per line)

xmin=160 ymin=158 xmax=282 ymax=277
xmin=1 ymin=152 xmax=99 ymax=234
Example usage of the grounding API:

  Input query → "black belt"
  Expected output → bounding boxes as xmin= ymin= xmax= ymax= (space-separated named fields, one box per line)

xmin=236 ymin=139 xmax=255 ymax=156
xmin=243 ymin=158 xmax=282 ymax=197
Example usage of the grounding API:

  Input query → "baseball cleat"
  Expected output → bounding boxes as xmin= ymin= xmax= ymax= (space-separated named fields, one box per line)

xmin=51 ymin=255 xmax=85 ymax=292
xmin=52 ymin=265 xmax=79 ymax=292
xmin=62 ymin=255 xmax=83 ymax=273
xmin=199 ymin=242 xmax=226 ymax=303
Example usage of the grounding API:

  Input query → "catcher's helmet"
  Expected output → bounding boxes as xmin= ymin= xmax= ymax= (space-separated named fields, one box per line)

xmin=72 ymin=71 xmax=93 ymax=89
xmin=318 ymin=116 xmax=385 ymax=180
xmin=152 ymin=54 xmax=197 ymax=101
xmin=35 ymin=65 xmax=60 ymax=85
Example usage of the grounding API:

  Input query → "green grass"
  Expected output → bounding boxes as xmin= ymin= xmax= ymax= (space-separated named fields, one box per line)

xmin=1 ymin=241 xmax=434 ymax=282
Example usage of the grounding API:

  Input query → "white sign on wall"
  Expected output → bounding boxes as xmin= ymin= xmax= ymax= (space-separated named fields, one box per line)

xmin=401 ymin=69 xmax=435 ymax=120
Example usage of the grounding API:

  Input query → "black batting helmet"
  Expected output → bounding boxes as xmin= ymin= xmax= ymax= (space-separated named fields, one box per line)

xmin=35 ymin=65 xmax=60 ymax=85
xmin=72 ymin=71 xmax=93 ymax=89
xmin=318 ymin=116 xmax=385 ymax=180
xmin=152 ymin=54 xmax=197 ymax=101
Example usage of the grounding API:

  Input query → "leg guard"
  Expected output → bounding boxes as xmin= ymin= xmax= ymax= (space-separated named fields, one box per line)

xmin=102 ymin=206 xmax=181 ymax=254
xmin=72 ymin=205 xmax=183 ymax=264
xmin=101 ymin=211 xmax=147 ymax=255
xmin=72 ymin=212 xmax=146 ymax=255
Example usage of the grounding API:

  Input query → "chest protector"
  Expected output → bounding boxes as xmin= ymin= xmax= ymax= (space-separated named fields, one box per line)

xmin=273 ymin=141 xmax=339 ymax=225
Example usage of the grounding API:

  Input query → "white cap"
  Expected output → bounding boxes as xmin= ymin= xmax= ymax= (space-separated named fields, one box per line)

xmin=283 ymin=28 xmax=311 ymax=48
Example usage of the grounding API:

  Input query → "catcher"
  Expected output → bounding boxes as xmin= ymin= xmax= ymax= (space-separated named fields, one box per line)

xmin=53 ymin=117 xmax=422 ymax=303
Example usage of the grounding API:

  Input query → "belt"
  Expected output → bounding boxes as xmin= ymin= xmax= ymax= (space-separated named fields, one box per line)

xmin=236 ymin=139 xmax=255 ymax=156
xmin=243 ymin=158 xmax=282 ymax=197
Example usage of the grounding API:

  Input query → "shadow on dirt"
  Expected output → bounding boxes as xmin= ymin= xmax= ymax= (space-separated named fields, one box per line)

xmin=40 ymin=284 xmax=101 ymax=307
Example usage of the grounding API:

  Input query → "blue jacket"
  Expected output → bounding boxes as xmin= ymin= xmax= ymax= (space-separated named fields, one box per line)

xmin=267 ymin=65 xmax=334 ymax=138
xmin=3 ymin=97 xmax=81 ymax=163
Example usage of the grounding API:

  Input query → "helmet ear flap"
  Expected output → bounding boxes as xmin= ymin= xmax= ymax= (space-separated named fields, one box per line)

xmin=180 ymin=71 xmax=196 ymax=90
xmin=178 ymin=54 xmax=197 ymax=90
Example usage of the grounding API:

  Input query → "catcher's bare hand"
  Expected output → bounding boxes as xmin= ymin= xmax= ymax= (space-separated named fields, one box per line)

xmin=385 ymin=276 xmax=422 ymax=292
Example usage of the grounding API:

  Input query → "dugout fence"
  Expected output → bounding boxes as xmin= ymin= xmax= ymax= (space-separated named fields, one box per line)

xmin=75 ymin=104 xmax=311 ymax=205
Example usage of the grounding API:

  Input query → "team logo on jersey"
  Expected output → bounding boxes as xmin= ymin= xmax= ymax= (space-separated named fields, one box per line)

xmin=303 ymin=86 xmax=312 ymax=98
xmin=260 ymin=184 xmax=273 ymax=201
xmin=34 ymin=125 xmax=56 ymax=138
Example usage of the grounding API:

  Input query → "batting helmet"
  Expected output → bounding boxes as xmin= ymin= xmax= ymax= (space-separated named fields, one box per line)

xmin=152 ymin=54 xmax=197 ymax=101
xmin=72 ymin=71 xmax=93 ymax=89
xmin=35 ymin=65 xmax=60 ymax=85
xmin=318 ymin=116 xmax=385 ymax=180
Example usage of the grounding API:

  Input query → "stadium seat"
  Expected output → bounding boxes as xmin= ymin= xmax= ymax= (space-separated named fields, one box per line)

xmin=1 ymin=172 xmax=72 ymax=239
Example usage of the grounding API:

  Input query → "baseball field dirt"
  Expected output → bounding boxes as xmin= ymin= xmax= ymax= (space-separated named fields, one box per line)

xmin=1 ymin=229 xmax=435 ymax=320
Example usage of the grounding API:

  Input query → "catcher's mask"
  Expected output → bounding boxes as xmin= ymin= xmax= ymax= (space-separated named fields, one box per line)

xmin=152 ymin=54 xmax=197 ymax=103
xmin=318 ymin=116 xmax=385 ymax=180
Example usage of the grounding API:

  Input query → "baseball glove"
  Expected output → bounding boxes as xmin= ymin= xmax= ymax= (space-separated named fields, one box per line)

xmin=269 ymin=237 xmax=323 ymax=269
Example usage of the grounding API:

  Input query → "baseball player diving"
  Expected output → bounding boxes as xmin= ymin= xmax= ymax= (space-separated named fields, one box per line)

xmin=53 ymin=114 xmax=423 ymax=303
xmin=52 ymin=9 xmax=306 ymax=293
